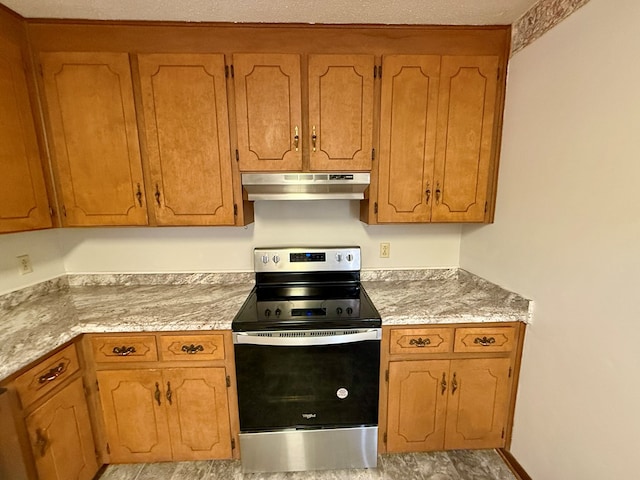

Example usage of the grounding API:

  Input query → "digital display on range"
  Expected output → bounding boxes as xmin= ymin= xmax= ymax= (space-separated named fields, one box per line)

xmin=290 ymin=252 xmax=326 ymax=262
xmin=291 ymin=308 xmax=327 ymax=317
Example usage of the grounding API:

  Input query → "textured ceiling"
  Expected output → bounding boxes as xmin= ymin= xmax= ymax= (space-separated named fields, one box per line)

xmin=0 ymin=0 xmax=540 ymax=25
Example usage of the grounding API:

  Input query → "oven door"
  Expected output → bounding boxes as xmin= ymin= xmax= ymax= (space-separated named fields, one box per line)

xmin=233 ymin=329 xmax=381 ymax=432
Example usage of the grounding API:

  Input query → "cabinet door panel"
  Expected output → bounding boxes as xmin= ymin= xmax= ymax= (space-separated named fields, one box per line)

xmin=26 ymin=378 xmax=98 ymax=480
xmin=445 ymin=358 xmax=511 ymax=449
xmin=233 ymin=54 xmax=302 ymax=171
xmin=386 ymin=360 xmax=448 ymax=452
xmin=164 ymin=367 xmax=232 ymax=460
xmin=378 ymin=56 xmax=440 ymax=223
xmin=97 ymin=369 xmax=171 ymax=463
xmin=0 ymin=37 xmax=51 ymax=233
xmin=41 ymin=52 xmax=147 ymax=226
xmin=308 ymin=55 xmax=374 ymax=171
xmin=432 ymin=56 xmax=499 ymax=222
xmin=138 ymin=53 xmax=235 ymax=225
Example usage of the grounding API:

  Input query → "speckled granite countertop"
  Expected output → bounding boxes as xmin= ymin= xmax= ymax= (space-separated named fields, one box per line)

xmin=0 ymin=270 xmax=530 ymax=381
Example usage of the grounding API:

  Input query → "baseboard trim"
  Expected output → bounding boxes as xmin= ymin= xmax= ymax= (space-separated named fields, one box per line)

xmin=497 ymin=448 xmax=532 ymax=480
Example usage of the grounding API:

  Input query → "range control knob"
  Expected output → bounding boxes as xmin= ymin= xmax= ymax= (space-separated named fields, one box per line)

xmin=336 ymin=307 xmax=343 ymax=315
xmin=273 ymin=254 xmax=280 ymax=264
xmin=261 ymin=254 xmax=269 ymax=264
xmin=346 ymin=307 xmax=353 ymax=315
xmin=346 ymin=253 xmax=354 ymax=262
xmin=275 ymin=308 xmax=282 ymax=317
xmin=264 ymin=309 xmax=271 ymax=317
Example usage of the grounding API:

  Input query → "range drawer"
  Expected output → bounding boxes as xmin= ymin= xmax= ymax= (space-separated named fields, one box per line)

xmin=453 ymin=326 xmax=516 ymax=353
xmin=92 ymin=335 xmax=158 ymax=363
xmin=389 ymin=327 xmax=452 ymax=355
xmin=14 ymin=344 xmax=80 ymax=408
xmin=158 ymin=333 xmax=226 ymax=361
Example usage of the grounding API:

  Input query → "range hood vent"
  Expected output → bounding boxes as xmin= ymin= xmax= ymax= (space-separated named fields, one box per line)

xmin=242 ymin=173 xmax=370 ymax=201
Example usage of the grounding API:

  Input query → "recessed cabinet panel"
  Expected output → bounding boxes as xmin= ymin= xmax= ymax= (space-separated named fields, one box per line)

xmin=0 ymin=37 xmax=51 ymax=233
xmin=41 ymin=52 xmax=147 ymax=226
xmin=138 ymin=54 xmax=235 ymax=225
xmin=308 ymin=55 xmax=374 ymax=171
xmin=233 ymin=54 xmax=302 ymax=171
xmin=432 ymin=56 xmax=499 ymax=222
xmin=378 ymin=56 xmax=441 ymax=223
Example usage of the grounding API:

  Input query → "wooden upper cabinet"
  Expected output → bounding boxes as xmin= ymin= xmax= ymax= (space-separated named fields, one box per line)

xmin=137 ymin=53 xmax=235 ymax=225
xmin=377 ymin=55 xmax=440 ymax=223
xmin=308 ymin=55 xmax=374 ymax=171
xmin=233 ymin=53 xmax=302 ymax=171
xmin=432 ymin=56 xmax=499 ymax=222
xmin=40 ymin=52 xmax=148 ymax=226
xmin=0 ymin=36 xmax=51 ymax=233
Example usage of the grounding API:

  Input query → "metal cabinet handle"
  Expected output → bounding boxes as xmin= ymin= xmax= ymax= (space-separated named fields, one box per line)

xmin=311 ymin=125 xmax=317 ymax=152
xmin=136 ymin=183 xmax=143 ymax=206
xmin=35 ymin=428 xmax=48 ymax=457
xmin=293 ymin=126 xmax=300 ymax=151
xmin=435 ymin=181 xmax=441 ymax=205
xmin=166 ymin=381 xmax=172 ymax=406
xmin=155 ymin=184 xmax=161 ymax=206
xmin=38 ymin=363 xmax=65 ymax=384
xmin=474 ymin=336 xmax=496 ymax=346
xmin=441 ymin=373 xmax=447 ymax=395
xmin=451 ymin=372 xmax=458 ymax=395
xmin=181 ymin=344 xmax=204 ymax=354
xmin=409 ymin=337 xmax=430 ymax=347
xmin=425 ymin=181 xmax=431 ymax=204
xmin=112 ymin=346 xmax=136 ymax=356
xmin=154 ymin=382 xmax=161 ymax=406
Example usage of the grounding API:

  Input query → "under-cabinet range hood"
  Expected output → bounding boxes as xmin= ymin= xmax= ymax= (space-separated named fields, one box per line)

xmin=242 ymin=173 xmax=370 ymax=201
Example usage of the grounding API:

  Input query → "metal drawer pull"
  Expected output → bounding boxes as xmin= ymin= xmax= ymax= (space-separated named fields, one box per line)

xmin=474 ymin=336 xmax=496 ymax=346
xmin=112 ymin=346 xmax=136 ymax=356
xmin=136 ymin=183 xmax=143 ymax=206
xmin=154 ymin=382 xmax=161 ymax=406
xmin=409 ymin=337 xmax=430 ymax=347
xmin=293 ymin=126 xmax=300 ymax=151
xmin=38 ymin=363 xmax=65 ymax=384
xmin=166 ymin=382 xmax=173 ymax=406
xmin=451 ymin=372 xmax=458 ymax=395
xmin=35 ymin=428 xmax=48 ymax=457
xmin=181 ymin=344 xmax=204 ymax=354
xmin=441 ymin=373 xmax=447 ymax=395
xmin=311 ymin=125 xmax=317 ymax=151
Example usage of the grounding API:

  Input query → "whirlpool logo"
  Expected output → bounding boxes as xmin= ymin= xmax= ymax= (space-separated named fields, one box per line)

xmin=301 ymin=413 xmax=317 ymax=419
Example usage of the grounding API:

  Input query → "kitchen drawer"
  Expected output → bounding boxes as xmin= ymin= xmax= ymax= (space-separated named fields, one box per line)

xmin=92 ymin=335 xmax=158 ymax=363
xmin=158 ymin=333 xmax=226 ymax=361
xmin=14 ymin=344 xmax=80 ymax=408
xmin=453 ymin=326 xmax=516 ymax=353
xmin=389 ymin=327 xmax=452 ymax=355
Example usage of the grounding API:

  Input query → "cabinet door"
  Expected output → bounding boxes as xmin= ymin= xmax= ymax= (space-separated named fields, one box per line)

xmin=308 ymin=55 xmax=374 ymax=171
xmin=0 ymin=36 xmax=51 ymax=233
xmin=25 ymin=378 xmax=98 ymax=480
xmin=386 ymin=360 xmax=448 ymax=452
xmin=432 ymin=56 xmax=499 ymax=222
xmin=445 ymin=358 xmax=512 ymax=449
xmin=97 ymin=369 xmax=172 ymax=463
xmin=137 ymin=54 xmax=235 ymax=225
xmin=41 ymin=52 xmax=147 ymax=226
xmin=164 ymin=368 xmax=232 ymax=461
xmin=377 ymin=55 xmax=440 ymax=223
xmin=233 ymin=53 xmax=302 ymax=171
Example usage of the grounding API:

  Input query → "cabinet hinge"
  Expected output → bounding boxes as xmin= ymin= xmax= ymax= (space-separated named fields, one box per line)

xmin=225 ymin=65 xmax=229 ymax=78
xmin=234 ymin=204 xmax=238 ymax=217
xmin=231 ymin=65 xmax=235 ymax=78
xmin=373 ymin=65 xmax=377 ymax=78
xmin=501 ymin=428 xmax=505 ymax=439
xmin=371 ymin=148 xmax=375 ymax=161
xmin=508 ymin=366 xmax=512 ymax=378
xmin=226 ymin=375 xmax=231 ymax=388
xmin=385 ymin=370 xmax=389 ymax=382
xmin=231 ymin=438 xmax=236 ymax=449
xmin=106 ymin=442 xmax=111 ymax=454
xmin=374 ymin=202 xmax=378 ymax=215
xmin=378 ymin=65 xmax=382 ymax=78
xmin=62 ymin=205 xmax=67 ymax=217
xmin=235 ymin=149 xmax=239 ymax=162
xmin=383 ymin=432 xmax=387 ymax=444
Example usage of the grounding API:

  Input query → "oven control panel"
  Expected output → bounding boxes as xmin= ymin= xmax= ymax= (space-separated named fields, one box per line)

xmin=254 ymin=247 xmax=361 ymax=272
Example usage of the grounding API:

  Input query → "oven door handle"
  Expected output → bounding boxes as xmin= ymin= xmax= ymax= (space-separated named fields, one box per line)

xmin=233 ymin=329 xmax=381 ymax=346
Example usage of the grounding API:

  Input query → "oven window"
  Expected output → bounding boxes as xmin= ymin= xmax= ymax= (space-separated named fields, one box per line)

xmin=234 ymin=340 xmax=380 ymax=432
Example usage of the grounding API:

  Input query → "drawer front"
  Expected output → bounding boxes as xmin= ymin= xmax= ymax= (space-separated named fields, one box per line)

xmin=92 ymin=335 xmax=158 ymax=363
xmin=14 ymin=344 xmax=80 ymax=407
xmin=158 ymin=334 xmax=226 ymax=361
xmin=389 ymin=328 xmax=452 ymax=355
xmin=454 ymin=326 xmax=516 ymax=353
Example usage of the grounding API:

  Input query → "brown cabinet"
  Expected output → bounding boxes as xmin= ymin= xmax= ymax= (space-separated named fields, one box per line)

xmin=0 ymin=34 xmax=51 ymax=233
xmin=91 ymin=332 xmax=237 ymax=463
xmin=373 ymin=55 xmax=502 ymax=224
xmin=381 ymin=323 xmax=524 ymax=454
xmin=137 ymin=53 xmax=237 ymax=226
xmin=233 ymin=53 xmax=374 ymax=172
xmin=40 ymin=51 xmax=148 ymax=226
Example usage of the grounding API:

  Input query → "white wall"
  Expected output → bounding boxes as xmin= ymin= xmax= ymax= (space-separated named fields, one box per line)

xmin=460 ymin=0 xmax=640 ymax=478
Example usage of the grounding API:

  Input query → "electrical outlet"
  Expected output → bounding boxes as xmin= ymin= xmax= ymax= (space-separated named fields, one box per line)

xmin=380 ymin=242 xmax=390 ymax=258
xmin=17 ymin=255 xmax=33 ymax=275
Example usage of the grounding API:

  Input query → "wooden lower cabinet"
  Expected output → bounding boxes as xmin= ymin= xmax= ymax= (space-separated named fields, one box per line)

xmin=97 ymin=367 xmax=232 ymax=463
xmin=25 ymin=377 xmax=99 ymax=480
xmin=386 ymin=357 xmax=512 ymax=452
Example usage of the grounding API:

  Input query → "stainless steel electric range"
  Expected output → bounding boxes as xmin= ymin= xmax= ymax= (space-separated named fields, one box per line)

xmin=231 ymin=247 xmax=382 ymax=473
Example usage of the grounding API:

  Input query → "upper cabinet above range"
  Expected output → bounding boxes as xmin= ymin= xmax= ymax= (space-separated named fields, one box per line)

xmin=233 ymin=53 xmax=375 ymax=172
